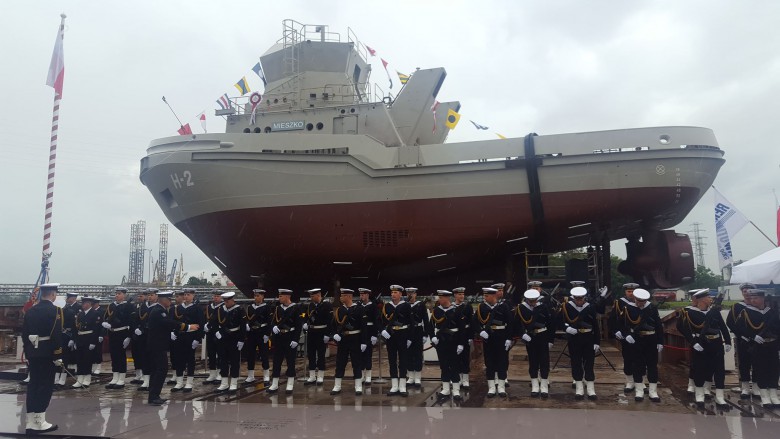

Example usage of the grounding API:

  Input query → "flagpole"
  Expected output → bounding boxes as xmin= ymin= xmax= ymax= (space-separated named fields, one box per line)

xmin=748 ymin=220 xmax=778 ymax=247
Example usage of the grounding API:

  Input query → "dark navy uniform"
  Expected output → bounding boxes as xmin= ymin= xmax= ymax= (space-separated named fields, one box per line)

xmin=558 ymin=298 xmax=601 ymax=384
xmin=475 ymin=290 xmax=513 ymax=396
xmin=131 ymin=300 xmax=151 ymax=380
xmin=103 ymin=298 xmax=133 ymax=377
xmin=75 ymin=302 xmax=102 ymax=379
xmin=217 ymin=303 xmax=246 ymax=380
xmin=407 ymin=294 xmax=427 ymax=383
xmin=359 ymin=290 xmax=380 ymax=380
xmin=245 ymin=297 xmax=272 ymax=381
xmin=727 ymin=295 xmax=754 ymax=397
xmin=22 ymin=295 xmax=63 ymax=417
xmin=429 ymin=295 xmax=466 ymax=396
xmin=203 ymin=299 xmax=223 ymax=382
xmin=381 ymin=298 xmax=413 ymax=384
xmin=677 ymin=301 xmax=731 ymax=398
xmin=610 ymin=283 xmax=638 ymax=391
xmin=332 ymin=298 xmax=366 ymax=385
xmin=737 ymin=297 xmax=780 ymax=395
xmin=173 ymin=301 xmax=204 ymax=382
xmin=92 ymin=303 xmax=104 ymax=371
xmin=303 ymin=291 xmax=333 ymax=382
xmin=61 ymin=297 xmax=79 ymax=375
xmin=454 ymin=288 xmax=474 ymax=386
xmin=146 ymin=298 xmax=196 ymax=404
xmin=270 ymin=299 xmax=302 ymax=384
xmin=621 ymin=291 xmax=664 ymax=401
xmin=516 ymin=292 xmax=554 ymax=397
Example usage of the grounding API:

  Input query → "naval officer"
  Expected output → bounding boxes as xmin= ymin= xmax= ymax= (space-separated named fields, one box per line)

xmin=268 ymin=289 xmax=302 ymax=394
xmin=56 ymin=291 xmax=79 ymax=388
xmin=73 ymin=296 xmax=101 ymax=388
xmin=303 ymin=288 xmax=333 ymax=385
xmin=453 ymin=287 xmax=473 ymax=389
xmin=516 ymin=288 xmax=555 ymax=398
xmin=406 ymin=287 xmax=427 ymax=388
xmin=621 ymin=288 xmax=664 ymax=402
xmin=330 ymin=288 xmax=367 ymax=395
xmin=243 ymin=288 xmax=273 ymax=385
xmin=358 ymin=288 xmax=379 ymax=384
xmin=146 ymin=291 xmax=200 ymax=406
xmin=429 ymin=290 xmax=466 ymax=400
xmin=102 ymin=287 xmax=133 ymax=389
xmin=22 ymin=283 xmax=63 ymax=434
xmin=215 ymin=291 xmax=246 ymax=393
xmin=381 ymin=285 xmax=413 ymax=396
xmin=203 ymin=290 xmax=224 ymax=384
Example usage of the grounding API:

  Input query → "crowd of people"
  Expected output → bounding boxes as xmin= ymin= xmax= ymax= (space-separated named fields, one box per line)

xmin=19 ymin=279 xmax=780 ymax=433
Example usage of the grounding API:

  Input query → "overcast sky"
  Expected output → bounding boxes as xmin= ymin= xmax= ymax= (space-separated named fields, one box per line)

xmin=1 ymin=1 xmax=778 ymax=285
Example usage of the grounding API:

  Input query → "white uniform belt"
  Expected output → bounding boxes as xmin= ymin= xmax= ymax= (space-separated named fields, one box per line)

xmin=491 ymin=325 xmax=506 ymax=330
xmin=365 ymin=322 xmax=374 ymax=326
xmin=228 ymin=327 xmax=240 ymax=332
xmin=279 ymin=329 xmax=291 ymax=333
xmin=392 ymin=325 xmax=408 ymax=330
xmin=78 ymin=330 xmax=93 ymax=335
xmin=111 ymin=326 xmax=129 ymax=332
xmin=439 ymin=328 xmax=459 ymax=333
xmin=310 ymin=325 xmax=328 ymax=329
xmin=533 ymin=327 xmax=547 ymax=334
xmin=417 ymin=323 xmax=424 ymax=327
xmin=344 ymin=330 xmax=361 ymax=335
xmin=258 ymin=323 xmax=268 ymax=328
xmin=37 ymin=336 xmax=51 ymax=341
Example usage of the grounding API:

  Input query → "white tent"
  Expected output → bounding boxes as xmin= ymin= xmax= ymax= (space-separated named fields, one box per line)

xmin=730 ymin=246 xmax=780 ymax=284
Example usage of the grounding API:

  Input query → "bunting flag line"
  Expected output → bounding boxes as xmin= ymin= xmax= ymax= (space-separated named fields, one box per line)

xmin=397 ymin=71 xmax=409 ymax=85
xmin=249 ymin=92 xmax=262 ymax=125
xmin=713 ymin=187 xmax=750 ymax=269
xmin=470 ymin=120 xmax=488 ymax=130
xmin=216 ymin=93 xmax=232 ymax=110
xmin=234 ymin=76 xmax=251 ymax=95
xmin=197 ymin=111 xmax=207 ymax=133
xmin=365 ymin=45 xmax=376 ymax=56
xmin=380 ymin=58 xmax=393 ymax=89
xmin=177 ymin=123 xmax=193 ymax=136
xmin=252 ymin=62 xmax=267 ymax=86
xmin=430 ymin=100 xmax=440 ymax=133
xmin=445 ymin=108 xmax=461 ymax=130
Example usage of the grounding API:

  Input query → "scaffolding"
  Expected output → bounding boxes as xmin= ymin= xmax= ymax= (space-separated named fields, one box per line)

xmin=524 ymin=248 xmax=602 ymax=288
xmin=688 ymin=222 xmax=707 ymax=268
xmin=157 ymin=224 xmax=168 ymax=285
xmin=127 ymin=220 xmax=146 ymax=285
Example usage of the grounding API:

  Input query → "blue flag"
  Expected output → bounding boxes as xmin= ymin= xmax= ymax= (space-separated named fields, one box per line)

xmin=252 ymin=62 xmax=267 ymax=86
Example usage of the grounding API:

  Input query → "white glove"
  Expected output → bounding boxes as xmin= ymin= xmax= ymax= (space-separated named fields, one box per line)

xmin=215 ymin=331 xmax=222 ymax=340
xmin=594 ymin=344 xmax=600 ymax=353
xmin=272 ymin=326 xmax=280 ymax=335
xmin=479 ymin=330 xmax=489 ymax=340
xmin=53 ymin=359 xmax=63 ymax=367
xmin=468 ymin=339 xmax=473 ymax=347
xmin=237 ymin=341 xmax=244 ymax=351
xmin=615 ymin=331 xmax=624 ymax=340
xmin=203 ymin=323 xmax=210 ymax=333
xmin=504 ymin=340 xmax=512 ymax=351
xmin=134 ymin=328 xmax=143 ymax=336
xmin=67 ymin=340 xmax=75 ymax=349
xmin=625 ymin=335 xmax=635 ymax=344
xmin=381 ymin=330 xmax=391 ymax=339
xmin=290 ymin=341 xmax=299 ymax=349
xmin=170 ymin=332 xmax=177 ymax=341
xmin=406 ymin=340 xmax=412 ymax=348
xmin=302 ymin=323 xmax=309 ymax=331
xmin=422 ymin=336 xmax=429 ymax=345
xmin=565 ymin=326 xmax=578 ymax=335
xmin=323 ymin=335 xmax=330 ymax=343
xmin=88 ymin=344 xmax=96 ymax=350
xmin=657 ymin=344 xmax=664 ymax=353
xmin=370 ymin=336 xmax=378 ymax=345
xmin=102 ymin=322 xmax=112 ymax=329
xmin=246 ymin=324 xmax=251 ymax=332
xmin=599 ymin=286 xmax=608 ymax=297
xmin=333 ymin=334 xmax=342 ymax=342
xmin=457 ymin=345 xmax=464 ymax=355
xmin=98 ymin=336 xmax=104 ymax=343
xmin=263 ymin=335 xmax=269 ymax=343
xmin=754 ymin=335 xmax=765 ymax=344
xmin=431 ymin=336 xmax=439 ymax=345
xmin=693 ymin=343 xmax=704 ymax=352
xmin=361 ymin=344 xmax=367 ymax=352
xmin=192 ymin=340 xmax=200 ymax=350
xmin=521 ymin=334 xmax=532 ymax=343
xmin=123 ymin=337 xmax=131 ymax=349
xmin=724 ymin=344 xmax=732 ymax=353
xmin=548 ymin=342 xmax=554 ymax=349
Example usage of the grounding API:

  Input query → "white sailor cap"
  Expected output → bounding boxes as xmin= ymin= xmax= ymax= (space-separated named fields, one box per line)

xmin=278 ymin=289 xmax=293 ymax=296
xmin=570 ymin=281 xmax=586 ymax=287
xmin=40 ymin=283 xmax=60 ymax=291
xmin=358 ymin=288 xmax=372 ymax=294
xmin=453 ymin=287 xmax=466 ymax=294
xmin=690 ymin=289 xmax=710 ymax=299
xmin=748 ymin=289 xmax=766 ymax=297
xmin=623 ymin=283 xmax=640 ymax=289
xmin=175 ymin=290 xmax=186 ymax=295
xmin=211 ymin=289 xmax=223 ymax=295
xmin=182 ymin=287 xmax=196 ymax=293
xmin=340 ymin=288 xmax=355 ymax=295
xmin=570 ymin=287 xmax=587 ymax=298
xmin=307 ymin=288 xmax=322 ymax=295
xmin=221 ymin=291 xmax=236 ymax=300
xmin=390 ymin=285 xmax=404 ymax=292
xmin=482 ymin=287 xmax=498 ymax=294
xmin=66 ymin=292 xmax=79 ymax=298
xmin=437 ymin=290 xmax=453 ymax=296
xmin=115 ymin=287 xmax=128 ymax=293
xmin=527 ymin=281 xmax=543 ymax=287
xmin=81 ymin=296 xmax=99 ymax=302
xmin=633 ymin=289 xmax=651 ymax=300
xmin=738 ymin=283 xmax=757 ymax=291
xmin=147 ymin=288 xmax=159 ymax=294
xmin=157 ymin=291 xmax=174 ymax=299
xmin=405 ymin=287 xmax=418 ymax=293
xmin=252 ymin=289 xmax=266 ymax=295
xmin=524 ymin=289 xmax=541 ymax=300
xmin=491 ymin=283 xmax=505 ymax=289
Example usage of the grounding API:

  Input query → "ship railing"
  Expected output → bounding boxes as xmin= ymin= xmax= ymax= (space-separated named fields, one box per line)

xmin=277 ymin=20 xmax=368 ymax=62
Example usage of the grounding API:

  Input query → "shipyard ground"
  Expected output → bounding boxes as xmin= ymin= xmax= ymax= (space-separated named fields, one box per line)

xmin=1 ymin=342 xmax=779 ymax=438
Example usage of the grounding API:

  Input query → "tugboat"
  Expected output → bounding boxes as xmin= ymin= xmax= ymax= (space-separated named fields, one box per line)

xmin=140 ymin=20 xmax=725 ymax=294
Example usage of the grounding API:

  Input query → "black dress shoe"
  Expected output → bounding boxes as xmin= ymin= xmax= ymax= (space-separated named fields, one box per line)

xmin=170 ymin=387 xmax=181 ymax=392
xmin=148 ymin=398 xmax=168 ymax=406
xmin=167 ymin=380 xmax=176 ymax=384
xmin=330 ymin=389 xmax=341 ymax=395
xmin=138 ymin=386 xmax=149 ymax=392
xmin=588 ymin=394 xmax=597 ymax=401
xmin=114 ymin=384 xmax=125 ymax=389
xmin=285 ymin=389 xmax=293 ymax=395
xmin=27 ymin=424 xmax=58 ymax=434
xmin=453 ymin=394 xmax=463 ymax=401
xmin=130 ymin=379 xmax=143 ymax=384
xmin=105 ymin=383 xmax=117 ymax=389
xmin=183 ymin=388 xmax=193 ymax=393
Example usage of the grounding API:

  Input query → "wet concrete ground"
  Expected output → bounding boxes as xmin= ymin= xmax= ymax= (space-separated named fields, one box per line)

xmin=3 ymin=341 xmax=780 ymax=437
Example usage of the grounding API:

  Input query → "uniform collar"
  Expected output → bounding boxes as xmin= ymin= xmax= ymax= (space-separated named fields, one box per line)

xmin=281 ymin=302 xmax=296 ymax=310
xmin=224 ymin=304 xmax=240 ymax=311
xmin=252 ymin=303 xmax=266 ymax=309
xmin=569 ymin=301 xmax=589 ymax=312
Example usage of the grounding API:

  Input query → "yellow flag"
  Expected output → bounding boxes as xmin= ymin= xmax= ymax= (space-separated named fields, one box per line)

xmin=445 ymin=108 xmax=461 ymax=130
xmin=496 ymin=133 xmax=507 ymax=139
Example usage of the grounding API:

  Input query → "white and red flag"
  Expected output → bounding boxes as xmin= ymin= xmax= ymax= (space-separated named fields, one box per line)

xmin=249 ymin=92 xmax=263 ymax=125
xmin=430 ymin=100 xmax=440 ymax=133
xmin=197 ymin=111 xmax=207 ymax=133
xmin=365 ymin=45 xmax=376 ymax=56
xmin=46 ymin=15 xmax=66 ymax=96
xmin=381 ymin=58 xmax=393 ymax=89
xmin=177 ymin=123 xmax=192 ymax=136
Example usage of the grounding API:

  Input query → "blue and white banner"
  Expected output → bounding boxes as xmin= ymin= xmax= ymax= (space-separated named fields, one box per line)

xmin=714 ymin=187 xmax=749 ymax=269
